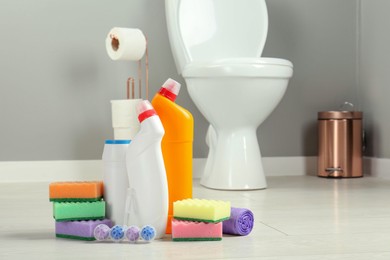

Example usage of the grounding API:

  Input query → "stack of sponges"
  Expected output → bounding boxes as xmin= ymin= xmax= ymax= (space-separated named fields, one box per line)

xmin=49 ymin=181 xmax=113 ymax=241
xmin=172 ymin=198 xmax=230 ymax=241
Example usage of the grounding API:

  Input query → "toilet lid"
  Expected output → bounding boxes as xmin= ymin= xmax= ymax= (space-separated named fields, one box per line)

xmin=169 ymin=0 xmax=269 ymax=74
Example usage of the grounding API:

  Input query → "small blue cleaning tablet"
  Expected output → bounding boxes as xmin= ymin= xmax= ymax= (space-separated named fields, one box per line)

xmin=110 ymin=225 xmax=125 ymax=242
xmin=140 ymin=225 xmax=156 ymax=242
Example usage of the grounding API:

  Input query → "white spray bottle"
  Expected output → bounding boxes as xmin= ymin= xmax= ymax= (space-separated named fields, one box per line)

xmin=124 ymin=100 xmax=168 ymax=239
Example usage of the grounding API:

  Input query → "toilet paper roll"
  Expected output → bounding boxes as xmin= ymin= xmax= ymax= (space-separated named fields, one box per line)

xmin=222 ymin=207 xmax=254 ymax=236
xmin=111 ymin=99 xmax=142 ymax=140
xmin=106 ymin=27 xmax=146 ymax=61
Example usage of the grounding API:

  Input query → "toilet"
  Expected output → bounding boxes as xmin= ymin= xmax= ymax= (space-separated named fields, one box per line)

xmin=165 ymin=0 xmax=293 ymax=190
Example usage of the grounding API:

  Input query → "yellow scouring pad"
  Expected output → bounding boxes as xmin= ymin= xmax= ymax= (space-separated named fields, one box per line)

xmin=173 ymin=198 xmax=231 ymax=223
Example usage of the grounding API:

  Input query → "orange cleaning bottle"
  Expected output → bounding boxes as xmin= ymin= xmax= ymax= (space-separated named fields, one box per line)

xmin=151 ymin=78 xmax=194 ymax=234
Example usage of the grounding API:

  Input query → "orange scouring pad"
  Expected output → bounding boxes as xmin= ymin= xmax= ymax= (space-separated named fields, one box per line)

xmin=49 ymin=181 xmax=103 ymax=202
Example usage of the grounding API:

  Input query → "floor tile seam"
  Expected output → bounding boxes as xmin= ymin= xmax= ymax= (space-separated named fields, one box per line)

xmin=255 ymin=216 xmax=390 ymax=224
xmin=195 ymin=245 xmax=390 ymax=260
xmin=259 ymin=229 xmax=390 ymax=237
xmin=216 ymin=250 xmax=390 ymax=260
xmin=257 ymin=221 xmax=289 ymax=236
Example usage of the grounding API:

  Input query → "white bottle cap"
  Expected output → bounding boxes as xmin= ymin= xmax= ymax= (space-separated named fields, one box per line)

xmin=137 ymin=100 xmax=157 ymax=123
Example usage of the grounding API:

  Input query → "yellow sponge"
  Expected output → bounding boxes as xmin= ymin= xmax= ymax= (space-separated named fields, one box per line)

xmin=173 ymin=199 xmax=231 ymax=223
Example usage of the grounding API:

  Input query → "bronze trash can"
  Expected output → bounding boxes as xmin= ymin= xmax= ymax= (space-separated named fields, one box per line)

xmin=318 ymin=111 xmax=363 ymax=178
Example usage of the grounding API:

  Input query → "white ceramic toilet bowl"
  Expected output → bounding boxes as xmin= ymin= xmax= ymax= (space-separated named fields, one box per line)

xmin=183 ymin=58 xmax=293 ymax=190
xmin=165 ymin=0 xmax=294 ymax=190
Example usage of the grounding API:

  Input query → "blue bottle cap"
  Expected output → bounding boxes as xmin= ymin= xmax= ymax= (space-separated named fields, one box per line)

xmin=105 ymin=140 xmax=131 ymax=145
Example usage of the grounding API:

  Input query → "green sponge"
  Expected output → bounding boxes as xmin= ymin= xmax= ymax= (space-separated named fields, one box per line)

xmin=53 ymin=201 xmax=105 ymax=222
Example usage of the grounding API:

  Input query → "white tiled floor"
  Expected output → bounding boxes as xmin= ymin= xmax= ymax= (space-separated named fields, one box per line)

xmin=1 ymin=176 xmax=390 ymax=259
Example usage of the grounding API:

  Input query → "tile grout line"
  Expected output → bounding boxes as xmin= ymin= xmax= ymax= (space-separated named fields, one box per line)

xmin=258 ymin=221 xmax=289 ymax=236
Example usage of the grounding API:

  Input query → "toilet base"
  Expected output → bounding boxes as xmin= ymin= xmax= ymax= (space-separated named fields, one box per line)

xmin=200 ymin=126 xmax=267 ymax=190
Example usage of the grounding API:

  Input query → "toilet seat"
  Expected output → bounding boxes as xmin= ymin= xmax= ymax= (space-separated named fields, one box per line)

xmin=183 ymin=58 xmax=293 ymax=78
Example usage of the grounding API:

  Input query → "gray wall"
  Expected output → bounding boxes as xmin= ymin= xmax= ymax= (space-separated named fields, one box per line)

xmin=261 ymin=0 xmax=358 ymax=156
xmin=0 ymin=0 xmax=360 ymax=161
xmin=360 ymin=0 xmax=390 ymax=158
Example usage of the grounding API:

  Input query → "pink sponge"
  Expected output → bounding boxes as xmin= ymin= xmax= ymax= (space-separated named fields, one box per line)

xmin=171 ymin=219 xmax=222 ymax=241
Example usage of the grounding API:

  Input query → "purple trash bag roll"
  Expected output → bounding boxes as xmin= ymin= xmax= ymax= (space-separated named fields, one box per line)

xmin=222 ymin=207 xmax=254 ymax=236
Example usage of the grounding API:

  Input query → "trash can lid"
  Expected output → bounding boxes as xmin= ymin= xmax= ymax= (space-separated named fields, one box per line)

xmin=318 ymin=111 xmax=363 ymax=120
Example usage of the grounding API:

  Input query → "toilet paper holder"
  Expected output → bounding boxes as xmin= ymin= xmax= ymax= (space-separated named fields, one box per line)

xmin=106 ymin=27 xmax=150 ymax=140
xmin=136 ymin=35 xmax=149 ymax=100
xmin=125 ymin=36 xmax=149 ymax=100
xmin=106 ymin=28 xmax=149 ymax=100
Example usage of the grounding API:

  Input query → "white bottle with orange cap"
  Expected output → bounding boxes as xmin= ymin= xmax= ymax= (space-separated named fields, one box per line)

xmin=124 ymin=100 xmax=168 ymax=239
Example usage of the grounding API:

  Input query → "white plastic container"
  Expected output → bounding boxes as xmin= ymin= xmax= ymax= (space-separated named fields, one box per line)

xmin=102 ymin=140 xmax=131 ymax=225
xmin=124 ymin=100 xmax=168 ymax=239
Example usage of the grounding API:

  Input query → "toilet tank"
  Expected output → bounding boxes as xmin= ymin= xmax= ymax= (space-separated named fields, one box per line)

xmin=165 ymin=0 xmax=269 ymax=74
